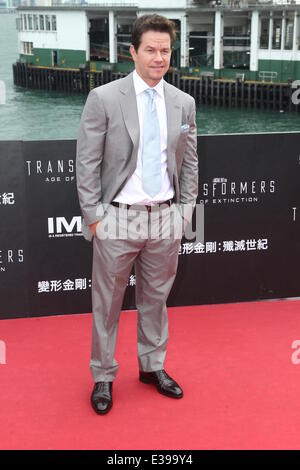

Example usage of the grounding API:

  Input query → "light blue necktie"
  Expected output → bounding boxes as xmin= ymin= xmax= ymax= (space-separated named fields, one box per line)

xmin=142 ymin=88 xmax=161 ymax=198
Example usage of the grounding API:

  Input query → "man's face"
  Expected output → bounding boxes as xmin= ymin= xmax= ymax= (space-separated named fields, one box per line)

xmin=130 ymin=30 xmax=172 ymax=87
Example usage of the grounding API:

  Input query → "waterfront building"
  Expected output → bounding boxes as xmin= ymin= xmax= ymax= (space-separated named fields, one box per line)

xmin=13 ymin=0 xmax=300 ymax=82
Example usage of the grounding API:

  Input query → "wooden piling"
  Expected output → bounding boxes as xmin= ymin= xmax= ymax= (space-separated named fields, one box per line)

xmin=12 ymin=63 xmax=300 ymax=112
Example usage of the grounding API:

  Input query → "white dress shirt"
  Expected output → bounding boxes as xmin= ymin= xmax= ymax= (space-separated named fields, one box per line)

xmin=113 ymin=69 xmax=174 ymax=205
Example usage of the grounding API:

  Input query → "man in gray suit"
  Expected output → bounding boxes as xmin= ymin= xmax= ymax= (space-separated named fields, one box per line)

xmin=76 ymin=14 xmax=198 ymax=414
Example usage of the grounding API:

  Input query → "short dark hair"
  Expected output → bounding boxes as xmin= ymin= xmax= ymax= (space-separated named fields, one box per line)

xmin=131 ymin=14 xmax=177 ymax=52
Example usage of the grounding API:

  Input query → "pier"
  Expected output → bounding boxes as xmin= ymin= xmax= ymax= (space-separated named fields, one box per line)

xmin=13 ymin=62 xmax=299 ymax=111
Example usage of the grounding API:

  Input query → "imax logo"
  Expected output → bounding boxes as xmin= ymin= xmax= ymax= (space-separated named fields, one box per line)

xmin=48 ymin=216 xmax=82 ymax=237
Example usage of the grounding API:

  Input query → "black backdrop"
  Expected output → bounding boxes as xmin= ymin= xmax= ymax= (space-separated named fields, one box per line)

xmin=0 ymin=134 xmax=299 ymax=319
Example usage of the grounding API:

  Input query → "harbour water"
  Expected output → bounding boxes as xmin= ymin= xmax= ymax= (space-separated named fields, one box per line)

xmin=0 ymin=12 xmax=300 ymax=141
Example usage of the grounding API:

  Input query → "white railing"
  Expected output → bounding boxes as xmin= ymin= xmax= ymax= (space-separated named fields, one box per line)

xmin=258 ymin=70 xmax=278 ymax=82
xmin=188 ymin=0 xmax=300 ymax=7
xmin=52 ymin=0 xmax=138 ymax=6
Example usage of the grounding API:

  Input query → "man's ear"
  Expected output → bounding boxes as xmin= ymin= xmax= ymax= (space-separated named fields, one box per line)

xmin=130 ymin=44 xmax=137 ymax=62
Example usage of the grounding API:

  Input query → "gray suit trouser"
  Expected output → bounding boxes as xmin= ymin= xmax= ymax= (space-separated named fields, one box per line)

xmin=90 ymin=203 xmax=182 ymax=383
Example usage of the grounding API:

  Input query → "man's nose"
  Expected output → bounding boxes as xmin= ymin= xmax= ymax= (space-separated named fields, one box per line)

xmin=153 ymin=51 xmax=164 ymax=62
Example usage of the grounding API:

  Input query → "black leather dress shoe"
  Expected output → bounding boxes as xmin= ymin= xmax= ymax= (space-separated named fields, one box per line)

xmin=139 ymin=369 xmax=183 ymax=398
xmin=91 ymin=381 xmax=113 ymax=415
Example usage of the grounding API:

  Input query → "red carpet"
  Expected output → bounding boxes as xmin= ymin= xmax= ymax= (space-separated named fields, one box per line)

xmin=0 ymin=299 xmax=300 ymax=450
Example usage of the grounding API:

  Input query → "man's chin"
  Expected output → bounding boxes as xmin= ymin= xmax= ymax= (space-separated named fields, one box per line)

xmin=149 ymin=69 xmax=166 ymax=80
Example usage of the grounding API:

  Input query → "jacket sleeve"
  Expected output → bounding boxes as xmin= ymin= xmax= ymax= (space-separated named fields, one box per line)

xmin=76 ymin=88 xmax=107 ymax=227
xmin=178 ymin=96 xmax=199 ymax=225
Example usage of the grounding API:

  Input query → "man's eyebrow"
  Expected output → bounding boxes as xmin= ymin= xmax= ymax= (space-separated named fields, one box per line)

xmin=145 ymin=45 xmax=170 ymax=49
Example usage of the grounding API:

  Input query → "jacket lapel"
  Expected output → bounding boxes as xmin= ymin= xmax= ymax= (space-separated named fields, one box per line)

xmin=118 ymin=72 xmax=182 ymax=180
xmin=164 ymin=79 xmax=181 ymax=176
xmin=119 ymin=72 xmax=140 ymax=178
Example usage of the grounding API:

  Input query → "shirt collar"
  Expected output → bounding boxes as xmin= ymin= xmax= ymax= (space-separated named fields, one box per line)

xmin=133 ymin=69 xmax=164 ymax=98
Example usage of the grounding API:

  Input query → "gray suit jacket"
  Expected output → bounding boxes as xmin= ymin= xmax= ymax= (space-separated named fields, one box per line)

xmin=76 ymin=71 xmax=198 ymax=241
